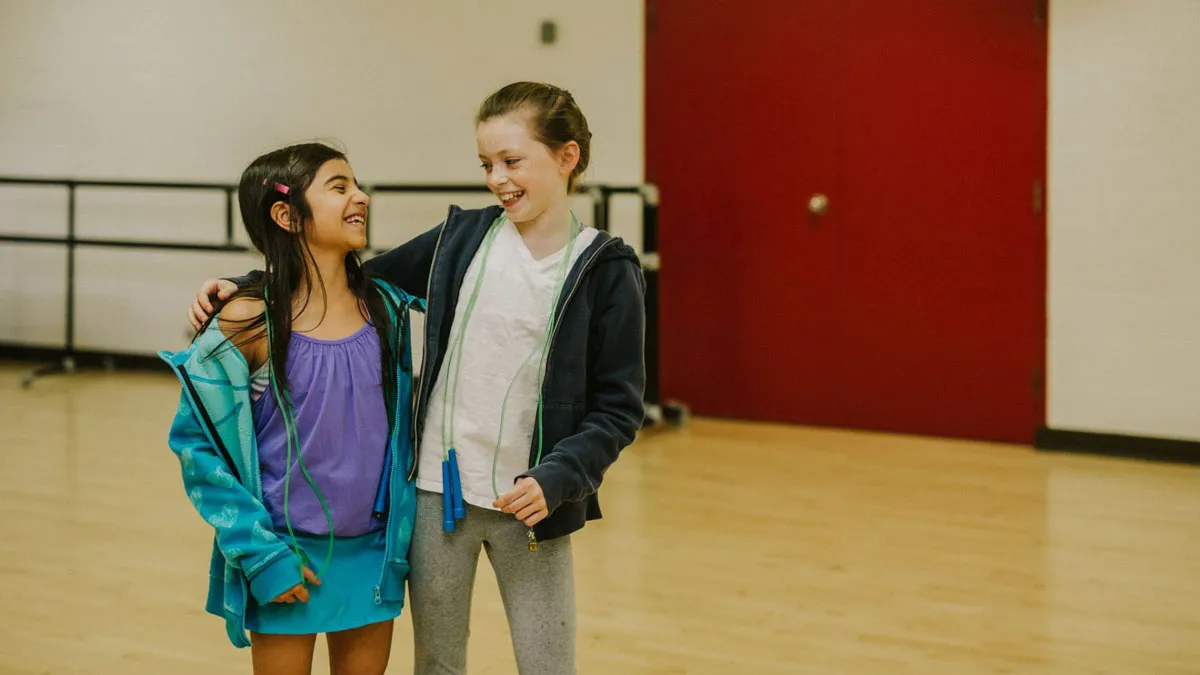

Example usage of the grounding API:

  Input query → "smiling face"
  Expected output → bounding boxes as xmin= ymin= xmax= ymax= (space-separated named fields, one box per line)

xmin=291 ymin=158 xmax=370 ymax=252
xmin=477 ymin=110 xmax=578 ymax=224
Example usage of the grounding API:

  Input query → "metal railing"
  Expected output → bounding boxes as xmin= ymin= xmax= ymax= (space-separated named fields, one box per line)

xmin=0 ymin=176 xmax=681 ymax=424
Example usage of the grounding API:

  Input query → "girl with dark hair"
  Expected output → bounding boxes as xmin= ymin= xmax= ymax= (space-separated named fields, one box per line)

xmin=162 ymin=142 xmax=420 ymax=675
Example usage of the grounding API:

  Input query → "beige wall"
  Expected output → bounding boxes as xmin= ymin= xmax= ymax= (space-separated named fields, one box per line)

xmin=0 ymin=0 xmax=644 ymax=353
xmin=1047 ymin=0 xmax=1200 ymax=441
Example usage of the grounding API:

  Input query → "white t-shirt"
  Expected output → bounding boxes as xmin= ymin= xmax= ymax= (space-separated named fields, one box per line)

xmin=416 ymin=217 xmax=599 ymax=510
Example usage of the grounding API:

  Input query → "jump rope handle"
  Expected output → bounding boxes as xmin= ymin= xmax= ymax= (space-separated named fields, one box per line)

xmin=448 ymin=449 xmax=467 ymax=520
xmin=441 ymin=460 xmax=456 ymax=532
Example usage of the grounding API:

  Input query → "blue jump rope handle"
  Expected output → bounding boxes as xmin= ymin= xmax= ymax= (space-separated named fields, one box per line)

xmin=441 ymin=460 xmax=456 ymax=532
xmin=447 ymin=449 xmax=467 ymax=520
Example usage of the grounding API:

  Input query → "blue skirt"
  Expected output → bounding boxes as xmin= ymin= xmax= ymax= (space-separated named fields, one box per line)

xmin=245 ymin=530 xmax=403 ymax=635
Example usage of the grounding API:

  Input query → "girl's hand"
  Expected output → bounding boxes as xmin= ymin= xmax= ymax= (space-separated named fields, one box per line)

xmin=494 ymin=477 xmax=549 ymax=527
xmin=189 ymin=278 xmax=238 ymax=331
xmin=271 ymin=566 xmax=321 ymax=604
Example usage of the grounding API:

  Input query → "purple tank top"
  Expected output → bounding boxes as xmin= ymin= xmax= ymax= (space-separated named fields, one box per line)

xmin=253 ymin=322 xmax=389 ymax=537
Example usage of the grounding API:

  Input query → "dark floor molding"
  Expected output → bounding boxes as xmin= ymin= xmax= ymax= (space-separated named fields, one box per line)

xmin=0 ymin=344 xmax=166 ymax=374
xmin=1037 ymin=426 xmax=1200 ymax=466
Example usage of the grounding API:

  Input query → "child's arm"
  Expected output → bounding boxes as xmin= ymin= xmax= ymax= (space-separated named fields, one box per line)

xmin=360 ymin=221 xmax=443 ymax=297
xmin=188 ymin=222 xmax=444 ymax=329
xmin=226 ymin=221 xmax=444 ymax=297
xmin=520 ymin=262 xmax=648 ymax=514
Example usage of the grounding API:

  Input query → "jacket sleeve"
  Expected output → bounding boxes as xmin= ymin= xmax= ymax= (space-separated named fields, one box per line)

xmin=522 ymin=261 xmax=647 ymax=512
xmin=166 ymin=393 xmax=303 ymax=604
xmin=225 ymin=222 xmax=443 ymax=299
xmin=361 ymin=222 xmax=443 ymax=299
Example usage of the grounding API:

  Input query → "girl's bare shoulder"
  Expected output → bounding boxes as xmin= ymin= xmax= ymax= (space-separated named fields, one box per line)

xmin=216 ymin=296 xmax=267 ymax=369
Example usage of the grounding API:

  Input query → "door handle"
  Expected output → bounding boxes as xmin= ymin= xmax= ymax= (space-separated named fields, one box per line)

xmin=808 ymin=193 xmax=830 ymax=216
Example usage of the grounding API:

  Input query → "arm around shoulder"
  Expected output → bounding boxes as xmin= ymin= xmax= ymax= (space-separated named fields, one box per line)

xmin=362 ymin=221 xmax=445 ymax=299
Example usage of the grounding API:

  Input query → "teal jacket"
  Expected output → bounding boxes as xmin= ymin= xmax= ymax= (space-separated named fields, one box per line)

xmin=158 ymin=280 xmax=420 ymax=648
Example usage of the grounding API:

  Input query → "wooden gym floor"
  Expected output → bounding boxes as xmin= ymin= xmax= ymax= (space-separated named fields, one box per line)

xmin=0 ymin=363 xmax=1197 ymax=674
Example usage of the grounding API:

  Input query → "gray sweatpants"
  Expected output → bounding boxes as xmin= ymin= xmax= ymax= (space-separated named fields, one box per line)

xmin=409 ymin=489 xmax=576 ymax=675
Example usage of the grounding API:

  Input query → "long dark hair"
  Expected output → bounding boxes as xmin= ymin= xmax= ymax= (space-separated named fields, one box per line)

xmin=202 ymin=142 xmax=401 ymax=420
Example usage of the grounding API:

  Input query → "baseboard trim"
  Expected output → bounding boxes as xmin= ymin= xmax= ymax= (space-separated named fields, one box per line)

xmin=0 ymin=343 xmax=166 ymax=373
xmin=1036 ymin=426 xmax=1200 ymax=466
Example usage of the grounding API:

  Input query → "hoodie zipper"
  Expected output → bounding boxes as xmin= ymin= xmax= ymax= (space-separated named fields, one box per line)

xmin=168 ymin=358 xmax=253 ymax=638
xmin=533 ymin=238 xmax=620 ymax=463
xmin=525 ymin=237 xmax=621 ymax=550
xmin=375 ymin=303 xmax=407 ymax=603
xmin=542 ymin=239 xmax=619 ymax=393
xmin=408 ymin=207 xmax=452 ymax=481
xmin=174 ymin=364 xmax=243 ymax=484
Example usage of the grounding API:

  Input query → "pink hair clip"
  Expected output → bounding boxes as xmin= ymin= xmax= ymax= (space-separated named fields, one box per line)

xmin=262 ymin=178 xmax=290 ymax=195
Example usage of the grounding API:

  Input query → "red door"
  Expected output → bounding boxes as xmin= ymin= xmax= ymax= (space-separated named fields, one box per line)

xmin=647 ymin=1 xmax=1046 ymax=443
xmin=645 ymin=1 xmax=851 ymax=425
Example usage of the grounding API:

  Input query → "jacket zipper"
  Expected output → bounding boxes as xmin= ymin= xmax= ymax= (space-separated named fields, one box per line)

xmin=525 ymin=238 xmax=619 ymax=549
xmin=170 ymin=359 xmax=253 ymax=638
xmin=174 ymin=364 xmax=243 ymax=484
xmin=534 ymin=238 xmax=619 ymax=464
xmin=409 ymin=207 xmax=452 ymax=481
xmin=375 ymin=304 xmax=406 ymax=603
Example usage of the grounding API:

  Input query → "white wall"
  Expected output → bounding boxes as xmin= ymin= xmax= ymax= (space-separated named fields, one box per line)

xmin=0 ymin=0 xmax=644 ymax=354
xmin=1048 ymin=0 xmax=1200 ymax=441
